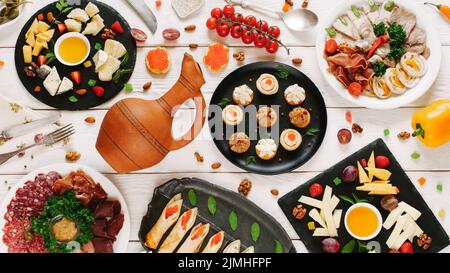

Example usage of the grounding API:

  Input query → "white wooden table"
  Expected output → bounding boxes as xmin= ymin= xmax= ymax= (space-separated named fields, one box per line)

xmin=0 ymin=0 xmax=449 ymax=253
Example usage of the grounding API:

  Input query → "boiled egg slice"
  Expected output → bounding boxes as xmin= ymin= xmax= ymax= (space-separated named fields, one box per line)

xmin=371 ymin=77 xmax=392 ymax=99
xmin=384 ymin=68 xmax=406 ymax=95
xmin=400 ymin=52 xmax=427 ymax=78
xmin=396 ymin=63 xmax=419 ymax=88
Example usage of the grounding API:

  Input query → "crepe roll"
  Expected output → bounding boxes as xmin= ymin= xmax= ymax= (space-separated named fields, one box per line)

xmin=202 ymin=231 xmax=225 ymax=253
xmin=177 ymin=223 xmax=210 ymax=253
xmin=158 ymin=208 xmax=198 ymax=253
xmin=222 ymin=240 xmax=240 ymax=253
xmin=145 ymin=194 xmax=183 ymax=249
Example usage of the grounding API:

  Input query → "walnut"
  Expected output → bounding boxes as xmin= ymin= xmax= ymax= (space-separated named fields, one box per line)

xmin=397 ymin=131 xmax=411 ymax=140
xmin=352 ymin=123 xmax=363 ymax=134
xmin=238 ymin=179 xmax=252 ymax=196
xmin=233 ymin=51 xmax=245 ymax=62
xmin=301 ymin=0 xmax=309 ymax=8
xmin=101 ymin=28 xmax=116 ymax=39
xmin=65 ymin=151 xmax=81 ymax=162
xmin=417 ymin=233 xmax=432 ymax=250
xmin=292 ymin=204 xmax=307 ymax=220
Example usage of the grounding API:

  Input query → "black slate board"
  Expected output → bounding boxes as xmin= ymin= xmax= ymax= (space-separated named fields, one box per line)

xmin=15 ymin=0 xmax=137 ymax=110
xmin=278 ymin=139 xmax=450 ymax=253
xmin=208 ymin=62 xmax=327 ymax=175
xmin=139 ymin=177 xmax=295 ymax=253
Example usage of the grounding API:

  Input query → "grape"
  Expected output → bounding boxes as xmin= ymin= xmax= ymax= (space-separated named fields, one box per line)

xmin=321 ymin=238 xmax=340 ymax=253
xmin=342 ymin=165 xmax=358 ymax=183
xmin=380 ymin=195 xmax=398 ymax=212
xmin=337 ymin=128 xmax=352 ymax=144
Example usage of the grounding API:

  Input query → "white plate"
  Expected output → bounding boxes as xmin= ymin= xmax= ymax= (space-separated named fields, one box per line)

xmin=0 ymin=163 xmax=130 ymax=253
xmin=0 ymin=2 xmax=26 ymax=30
xmin=315 ymin=0 xmax=442 ymax=109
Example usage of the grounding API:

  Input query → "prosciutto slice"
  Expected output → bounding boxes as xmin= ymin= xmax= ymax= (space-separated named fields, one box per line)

xmin=327 ymin=53 xmax=374 ymax=91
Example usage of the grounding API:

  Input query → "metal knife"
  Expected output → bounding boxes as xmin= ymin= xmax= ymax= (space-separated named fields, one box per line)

xmin=125 ymin=0 xmax=158 ymax=34
xmin=0 ymin=113 xmax=61 ymax=139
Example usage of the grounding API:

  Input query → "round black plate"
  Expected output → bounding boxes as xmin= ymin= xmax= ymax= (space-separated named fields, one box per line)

xmin=208 ymin=62 xmax=327 ymax=175
xmin=15 ymin=0 xmax=137 ymax=110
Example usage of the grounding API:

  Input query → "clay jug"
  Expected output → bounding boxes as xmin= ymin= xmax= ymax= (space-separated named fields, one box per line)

xmin=96 ymin=53 xmax=206 ymax=173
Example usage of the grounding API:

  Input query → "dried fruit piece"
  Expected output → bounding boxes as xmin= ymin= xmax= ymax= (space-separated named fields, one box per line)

xmin=233 ymin=51 xmax=245 ymax=61
xmin=270 ymin=189 xmax=279 ymax=196
xmin=438 ymin=209 xmax=446 ymax=218
xmin=83 ymin=60 xmax=92 ymax=68
xmin=194 ymin=152 xmax=204 ymax=162
xmin=146 ymin=47 xmax=171 ymax=74
xmin=184 ymin=25 xmax=196 ymax=31
xmin=345 ymin=111 xmax=352 ymax=123
xmin=417 ymin=177 xmax=426 ymax=186
xmin=307 ymin=221 xmax=315 ymax=230
xmin=397 ymin=131 xmax=411 ymax=140
xmin=84 ymin=117 xmax=96 ymax=124
xmin=204 ymin=43 xmax=229 ymax=72
xmin=65 ymin=151 xmax=81 ymax=161
xmin=211 ymin=162 xmax=221 ymax=169
xmin=238 ymin=179 xmax=252 ymax=196
xmin=75 ymin=89 xmax=87 ymax=95
xmin=0 ymin=60 xmax=4 ymax=68
xmin=292 ymin=58 xmax=303 ymax=65
xmin=33 ymin=86 xmax=41 ymax=92
xmin=142 ymin=81 xmax=152 ymax=91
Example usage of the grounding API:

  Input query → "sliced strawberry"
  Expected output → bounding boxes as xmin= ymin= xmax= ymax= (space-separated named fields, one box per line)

xmin=92 ymin=86 xmax=105 ymax=97
xmin=37 ymin=55 xmax=46 ymax=67
xmin=111 ymin=21 xmax=124 ymax=34
xmin=57 ymin=23 xmax=67 ymax=34
xmin=309 ymin=183 xmax=324 ymax=198
xmin=37 ymin=13 xmax=44 ymax=21
xmin=70 ymin=71 xmax=81 ymax=85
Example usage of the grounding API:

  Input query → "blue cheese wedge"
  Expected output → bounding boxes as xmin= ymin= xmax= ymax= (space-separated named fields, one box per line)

xmin=43 ymin=67 xmax=61 ymax=96
xmin=85 ymin=2 xmax=99 ymax=17
xmin=104 ymin=39 xmax=127 ymax=59
xmin=57 ymin=77 xmax=73 ymax=95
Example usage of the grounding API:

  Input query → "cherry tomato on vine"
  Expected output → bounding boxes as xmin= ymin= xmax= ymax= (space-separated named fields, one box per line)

xmin=268 ymin=26 xmax=281 ymax=38
xmin=231 ymin=12 xmax=244 ymax=23
xmin=222 ymin=5 xmax=235 ymax=18
xmin=253 ymin=33 xmax=267 ymax=48
xmin=241 ymin=30 xmax=255 ymax=44
xmin=347 ymin=82 xmax=362 ymax=96
xmin=256 ymin=19 xmax=269 ymax=32
xmin=216 ymin=23 xmax=230 ymax=37
xmin=230 ymin=25 xmax=244 ymax=38
xmin=266 ymin=39 xmax=279 ymax=53
xmin=211 ymin=7 xmax=223 ymax=19
xmin=243 ymin=15 xmax=257 ymax=27
xmin=206 ymin=18 xmax=218 ymax=30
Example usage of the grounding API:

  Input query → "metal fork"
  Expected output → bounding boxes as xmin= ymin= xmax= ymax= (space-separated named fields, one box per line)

xmin=0 ymin=124 xmax=75 ymax=166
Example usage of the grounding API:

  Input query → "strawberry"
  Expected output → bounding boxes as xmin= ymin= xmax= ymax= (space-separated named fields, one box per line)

xmin=309 ymin=183 xmax=324 ymax=198
xmin=111 ymin=21 xmax=124 ymax=34
xmin=70 ymin=71 xmax=81 ymax=85
xmin=399 ymin=242 xmax=413 ymax=253
xmin=92 ymin=86 xmax=105 ymax=97
xmin=375 ymin=155 xmax=390 ymax=169
xmin=57 ymin=23 xmax=67 ymax=34
xmin=37 ymin=55 xmax=46 ymax=66
xmin=37 ymin=13 xmax=44 ymax=21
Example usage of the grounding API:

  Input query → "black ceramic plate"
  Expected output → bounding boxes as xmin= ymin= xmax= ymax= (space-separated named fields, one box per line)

xmin=139 ymin=177 xmax=296 ymax=253
xmin=208 ymin=62 xmax=327 ymax=175
xmin=278 ymin=139 xmax=450 ymax=253
xmin=15 ymin=0 xmax=136 ymax=110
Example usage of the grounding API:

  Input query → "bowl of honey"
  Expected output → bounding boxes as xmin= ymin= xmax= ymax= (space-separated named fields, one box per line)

xmin=54 ymin=32 xmax=90 ymax=66
xmin=344 ymin=203 xmax=382 ymax=241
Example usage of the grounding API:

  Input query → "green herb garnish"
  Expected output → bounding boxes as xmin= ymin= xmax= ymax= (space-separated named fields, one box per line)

xmin=245 ymin=155 xmax=257 ymax=165
xmin=274 ymin=240 xmax=283 ymax=253
xmin=228 ymin=210 xmax=238 ymax=231
xmin=339 ymin=194 xmax=356 ymax=205
xmin=207 ymin=196 xmax=217 ymax=216
xmin=341 ymin=239 xmax=356 ymax=253
xmin=351 ymin=5 xmax=361 ymax=17
xmin=88 ymin=79 xmax=97 ymax=87
xmin=338 ymin=16 xmax=348 ymax=26
xmin=305 ymin=128 xmax=320 ymax=136
xmin=357 ymin=240 xmax=371 ymax=252
xmin=94 ymin=42 xmax=102 ymax=50
xmin=437 ymin=184 xmax=443 ymax=192
xmin=113 ymin=69 xmax=132 ymax=84
xmin=217 ymin=98 xmax=231 ymax=108
xmin=31 ymin=191 xmax=95 ymax=253
xmin=387 ymin=23 xmax=406 ymax=61
xmin=251 ymin=222 xmax=260 ymax=242
xmin=120 ymin=52 xmax=129 ymax=67
xmin=373 ymin=61 xmax=387 ymax=77
xmin=351 ymin=193 xmax=374 ymax=203
xmin=187 ymin=189 xmax=197 ymax=206
xmin=411 ymin=152 xmax=421 ymax=159
xmin=68 ymin=96 xmax=78 ymax=103
xmin=373 ymin=22 xmax=386 ymax=37
xmin=333 ymin=177 xmax=342 ymax=186
xmin=412 ymin=123 xmax=425 ymax=138
xmin=276 ymin=65 xmax=289 ymax=80
xmin=325 ymin=27 xmax=336 ymax=38
xmin=384 ymin=128 xmax=390 ymax=136
xmin=56 ymin=0 xmax=72 ymax=14
xmin=124 ymin=83 xmax=133 ymax=93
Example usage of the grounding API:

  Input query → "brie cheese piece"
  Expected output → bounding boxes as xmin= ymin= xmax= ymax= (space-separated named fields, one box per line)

xmin=43 ymin=66 xmax=61 ymax=96
xmin=67 ymin=8 xmax=90 ymax=23
xmin=222 ymin=240 xmax=240 ymax=253
xmin=98 ymin=55 xmax=121 ymax=81
xmin=64 ymin=19 xmax=82 ymax=33
xmin=85 ymin=2 xmax=100 ymax=17
xmin=93 ymin=50 xmax=109 ymax=72
xmin=57 ymin=77 xmax=73 ymax=95
xmin=104 ymin=39 xmax=127 ymax=59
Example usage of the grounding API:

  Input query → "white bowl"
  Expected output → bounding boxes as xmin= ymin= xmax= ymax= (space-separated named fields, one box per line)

xmin=54 ymin=32 xmax=91 ymax=66
xmin=0 ymin=2 xmax=26 ymax=30
xmin=315 ymin=0 xmax=442 ymax=109
xmin=344 ymin=203 xmax=382 ymax=241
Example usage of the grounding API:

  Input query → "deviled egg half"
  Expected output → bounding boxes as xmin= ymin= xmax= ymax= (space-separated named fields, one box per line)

xmin=222 ymin=105 xmax=244 ymax=126
xmin=284 ymin=84 xmax=306 ymax=106
xmin=255 ymin=139 xmax=277 ymax=160
xmin=256 ymin=73 xmax=279 ymax=95
xmin=280 ymin=129 xmax=302 ymax=151
xmin=232 ymin=84 xmax=254 ymax=106
xmin=400 ymin=52 xmax=427 ymax=78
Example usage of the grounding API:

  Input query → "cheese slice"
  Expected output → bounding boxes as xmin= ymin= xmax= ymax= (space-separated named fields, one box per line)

xmin=357 ymin=161 xmax=370 ymax=183
xmin=383 ymin=206 xmax=406 ymax=230
xmin=43 ymin=67 xmax=61 ymax=96
xmin=333 ymin=209 xmax=342 ymax=228
xmin=392 ymin=220 xmax=417 ymax=250
xmin=398 ymin=202 xmax=421 ymax=221
xmin=322 ymin=202 xmax=338 ymax=237
xmin=309 ymin=209 xmax=326 ymax=228
xmin=323 ymin=186 xmax=332 ymax=202
xmin=64 ymin=19 xmax=82 ymax=33
xmin=26 ymin=34 xmax=35 ymax=47
xmin=85 ymin=2 xmax=100 ymax=17
xmin=406 ymin=221 xmax=423 ymax=242
xmin=57 ymin=77 xmax=73 ymax=95
xmin=365 ymin=168 xmax=392 ymax=181
xmin=372 ymin=180 xmax=390 ymax=184
xmin=98 ymin=55 xmax=121 ymax=81
xmin=312 ymin=228 xmax=329 ymax=237
xmin=329 ymin=195 xmax=340 ymax=211
xmin=104 ymin=39 xmax=127 ymax=59
xmin=386 ymin=214 xmax=408 ymax=249
xmin=299 ymin=196 xmax=322 ymax=209
xmin=67 ymin=8 xmax=90 ymax=23
xmin=93 ymin=50 xmax=109 ymax=72
xmin=368 ymin=151 xmax=375 ymax=169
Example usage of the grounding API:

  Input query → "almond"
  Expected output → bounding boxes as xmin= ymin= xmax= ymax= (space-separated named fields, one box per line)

xmin=270 ymin=189 xmax=279 ymax=196
xmin=143 ymin=81 xmax=152 ymax=91
xmin=184 ymin=25 xmax=196 ymax=31
xmin=194 ymin=152 xmax=204 ymax=163
xmin=189 ymin=43 xmax=198 ymax=49
xmin=84 ymin=117 xmax=96 ymax=124
xmin=211 ymin=162 xmax=221 ymax=169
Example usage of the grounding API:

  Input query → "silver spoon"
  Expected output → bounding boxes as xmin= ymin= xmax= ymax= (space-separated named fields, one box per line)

xmin=226 ymin=0 xmax=319 ymax=32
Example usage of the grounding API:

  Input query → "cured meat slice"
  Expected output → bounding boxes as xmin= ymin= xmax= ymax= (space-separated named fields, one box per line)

xmin=92 ymin=238 xmax=114 ymax=253
xmin=106 ymin=213 xmax=124 ymax=238
xmin=94 ymin=200 xmax=121 ymax=218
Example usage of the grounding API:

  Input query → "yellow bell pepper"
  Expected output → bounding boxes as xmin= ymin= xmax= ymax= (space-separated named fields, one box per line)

xmin=411 ymin=99 xmax=450 ymax=147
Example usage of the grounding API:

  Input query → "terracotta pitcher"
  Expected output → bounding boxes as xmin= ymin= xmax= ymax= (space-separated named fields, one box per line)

xmin=96 ymin=53 xmax=206 ymax=173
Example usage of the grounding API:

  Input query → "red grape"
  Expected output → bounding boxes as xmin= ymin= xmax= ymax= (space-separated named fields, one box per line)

xmin=321 ymin=238 xmax=340 ymax=253
xmin=265 ymin=39 xmax=279 ymax=53
xmin=206 ymin=17 xmax=218 ymax=30
xmin=211 ymin=7 xmax=223 ymax=19
xmin=337 ymin=128 xmax=352 ymax=144
xmin=380 ymin=195 xmax=399 ymax=212
xmin=230 ymin=25 xmax=244 ymax=38
xmin=342 ymin=165 xmax=358 ymax=183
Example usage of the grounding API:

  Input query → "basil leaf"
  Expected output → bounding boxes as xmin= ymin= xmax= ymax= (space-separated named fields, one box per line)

xmin=305 ymin=128 xmax=320 ymax=136
xmin=187 ymin=189 xmax=197 ymax=206
xmin=121 ymin=53 xmax=129 ymax=67
xmin=274 ymin=240 xmax=283 ymax=253
xmin=276 ymin=65 xmax=289 ymax=80
xmin=228 ymin=210 xmax=238 ymax=231
xmin=245 ymin=155 xmax=257 ymax=165
xmin=208 ymin=196 xmax=217 ymax=216
xmin=217 ymin=98 xmax=231 ymax=108
xmin=251 ymin=222 xmax=260 ymax=242
xmin=341 ymin=239 xmax=356 ymax=253
xmin=339 ymin=194 xmax=355 ymax=205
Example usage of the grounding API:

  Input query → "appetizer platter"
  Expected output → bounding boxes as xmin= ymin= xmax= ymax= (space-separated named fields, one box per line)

xmin=14 ymin=0 xmax=137 ymax=110
xmin=138 ymin=178 xmax=295 ymax=253
xmin=0 ymin=163 xmax=130 ymax=253
xmin=316 ymin=0 xmax=441 ymax=109
xmin=208 ymin=62 xmax=327 ymax=175
xmin=0 ymin=0 xmax=27 ymax=29
xmin=278 ymin=139 xmax=449 ymax=253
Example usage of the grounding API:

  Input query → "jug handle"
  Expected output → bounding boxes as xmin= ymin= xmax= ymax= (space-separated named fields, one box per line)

xmin=169 ymin=94 xmax=206 ymax=151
